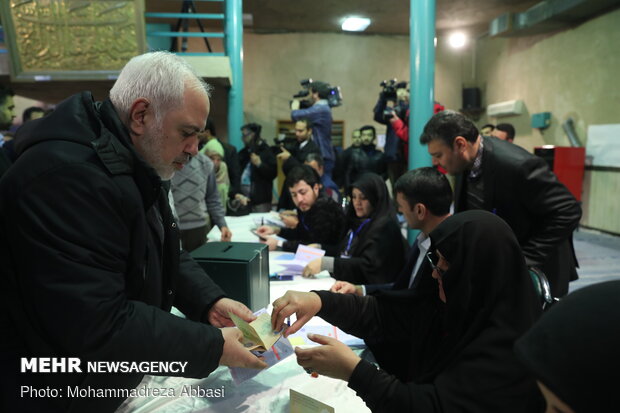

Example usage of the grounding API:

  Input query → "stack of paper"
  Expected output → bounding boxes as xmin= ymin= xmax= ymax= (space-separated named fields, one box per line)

xmin=271 ymin=245 xmax=326 ymax=276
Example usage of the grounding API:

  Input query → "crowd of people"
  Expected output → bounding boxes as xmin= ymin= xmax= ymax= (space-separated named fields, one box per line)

xmin=0 ymin=51 xmax=602 ymax=413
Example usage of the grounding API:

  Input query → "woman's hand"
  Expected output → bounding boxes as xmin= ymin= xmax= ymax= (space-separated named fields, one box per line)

xmin=330 ymin=281 xmax=363 ymax=296
xmin=302 ymin=257 xmax=321 ymax=278
xmin=295 ymin=333 xmax=361 ymax=382
xmin=271 ymin=291 xmax=322 ymax=337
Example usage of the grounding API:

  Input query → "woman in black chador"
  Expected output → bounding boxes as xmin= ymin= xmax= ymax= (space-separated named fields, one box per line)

xmin=515 ymin=280 xmax=620 ymax=413
xmin=273 ymin=210 xmax=544 ymax=412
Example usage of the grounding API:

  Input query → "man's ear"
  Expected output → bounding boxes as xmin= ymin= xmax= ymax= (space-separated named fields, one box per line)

xmin=415 ymin=203 xmax=426 ymax=219
xmin=127 ymin=98 xmax=152 ymax=138
xmin=453 ymin=136 xmax=468 ymax=154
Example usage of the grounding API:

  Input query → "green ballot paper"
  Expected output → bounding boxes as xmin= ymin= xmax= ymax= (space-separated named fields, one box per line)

xmin=229 ymin=312 xmax=282 ymax=352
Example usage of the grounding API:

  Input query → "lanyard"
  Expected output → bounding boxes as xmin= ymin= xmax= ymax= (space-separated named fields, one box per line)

xmin=342 ymin=218 xmax=371 ymax=257
xmin=300 ymin=214 xmax=311 ymax=232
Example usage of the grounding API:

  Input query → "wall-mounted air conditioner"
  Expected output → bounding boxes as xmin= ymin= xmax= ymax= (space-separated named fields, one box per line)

xmin=487 ymin=100 xmax=524 ymax=117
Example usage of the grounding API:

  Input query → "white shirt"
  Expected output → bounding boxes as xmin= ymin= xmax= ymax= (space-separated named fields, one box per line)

xmin=409 ymin=232 xmax=431 ymax=288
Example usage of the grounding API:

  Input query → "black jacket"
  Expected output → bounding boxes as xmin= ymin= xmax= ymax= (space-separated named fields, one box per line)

xmin=329 ymin=217 xmax=408 ymax=285
xmin=0 ymin=93 xmax=226 ymax=413
xmin=238 ymin=140 xmax=277 ymax=206
xmin=454 ymin=136 xmax=582 ymax=296
xmin=0 ymin=144 xmax=11 ymax=180
xmin=219 ymin=138 xmax=241 ymax=199
xmin=340 ymin=146 xmax=387 ymax=190
xmin=278 ymin=139 xmax=322 ymax=210
xmin=279 ymin=197 xmax=346 ymax=252
xmin=282 ymin=139 xmax=322 ymax=175
xmin=373 ymin=96 xmax=405 ymax=162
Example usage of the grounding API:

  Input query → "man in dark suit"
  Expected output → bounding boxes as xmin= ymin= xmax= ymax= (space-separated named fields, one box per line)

xmin=277 ymin=118 xmax=322 ymax=210
xmin=278 ymin=118 xmax=321 ymax=173
xmin=420 ymin=110 xmax=581 ymax=297
xmin=331 ymin=167 xmax=452 ymax=296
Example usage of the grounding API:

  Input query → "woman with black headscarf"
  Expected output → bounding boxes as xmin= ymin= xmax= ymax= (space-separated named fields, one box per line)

xmin=515 ymin=280 xmax=620 ymax=413
xmin=302 ymin=172 xmax=408 ymax=285
xmin=274 ymin=210 xmax=544 ymax=412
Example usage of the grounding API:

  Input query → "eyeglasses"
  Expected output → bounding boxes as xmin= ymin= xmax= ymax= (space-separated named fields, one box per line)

xmin=426 ymin=252 xmax=446 ymax=278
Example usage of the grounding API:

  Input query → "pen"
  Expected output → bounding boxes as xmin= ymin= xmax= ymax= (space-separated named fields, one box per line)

xmin=261 ymin=217 xmax=264 ymax=226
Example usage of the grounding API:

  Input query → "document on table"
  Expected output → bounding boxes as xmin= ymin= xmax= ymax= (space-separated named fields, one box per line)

xmin=290 ymin=389 xmax=335 ymax=413
xmin=272 ymin=244 xmax=326 ymax=276
xmin=229 ymin=335 xmax=295 ymax=385
xmin=287 ymin=324 xmax=365 ymax=348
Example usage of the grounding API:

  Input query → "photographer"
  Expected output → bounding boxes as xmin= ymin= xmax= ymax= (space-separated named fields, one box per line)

xmin=291 ymin=81 xmax=335 ymax=179
xmin=373 ymin=80 xmax=409 ymax=186
xmin=235 ymin=123 xmax=277 ymax=212
xmin=391 ymin=98 xmax=445 ymax=155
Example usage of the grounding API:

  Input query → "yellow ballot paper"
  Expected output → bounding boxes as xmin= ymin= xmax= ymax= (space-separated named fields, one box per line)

xmin=229 ymin=312 xmax=282 ymax=352
xmin=290 ymin=389 xmax=335 ymax=413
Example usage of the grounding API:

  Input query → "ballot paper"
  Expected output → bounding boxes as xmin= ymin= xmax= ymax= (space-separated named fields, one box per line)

xmin=229 ymin=335 xmax=295 ymax=385
xmin=252 ymin=212 xmax=287 ymax=228
xmin=290 ymin=389 xmax=335 ymax=413
xmin=229 ymin=312 xmax=282 ymax=352
xmin=287 ymin=324 xmax=365 ymax=348
xmin=271 ymin=245 xmax=326 ymax=276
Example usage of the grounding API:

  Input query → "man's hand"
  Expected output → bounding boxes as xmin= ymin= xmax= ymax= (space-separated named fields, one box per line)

xmin=279 ymin=212 xmax=298 ymax=229
xmin=220 ymin=226 xmax=232 ymax=242
xmin=277 ymin=147 xmax=292 ymax=162
xmin=208 ymin=298 xmax=255 ymax=327
xmin=219 ymin=328 xmax=268 ymax=369
xmin=389 ymin=111 xmax=400 ymax=123
xmin=235 ymin=193 xmax=249 ymax=206
xmin=250 ymin=153 xmax=261 ymax=167
xmin=295 ymin=334 xmax=361 ymax=382
xmin=291 ymin=99 xmax=301 ymax=110
xmin=256 ymin=225 xmax=276 ymax=236
xmin=260 ymin=236 xmax=279 ymax=251
xmin=302 ymin=258 xmax=321 ymax=278
xmin=271 ymin=291 xmax=322 ymax=337
xmin=330 ymin=281 xmax=362 ymax=296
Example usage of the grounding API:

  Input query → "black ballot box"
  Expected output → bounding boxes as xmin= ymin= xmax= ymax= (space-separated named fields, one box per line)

xmin=191 ymin=242 xmax=269 ymax=311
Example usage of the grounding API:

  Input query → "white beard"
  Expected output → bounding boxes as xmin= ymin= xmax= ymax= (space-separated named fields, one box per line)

xmin=136 ymin=123 xmax=175 ymax=181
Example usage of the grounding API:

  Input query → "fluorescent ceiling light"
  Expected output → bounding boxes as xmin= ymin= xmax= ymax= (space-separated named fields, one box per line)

xmin=448 ymin=32 xmax=467 ymax=48
xmin=341 ymin=17 xmax=371 ymax=32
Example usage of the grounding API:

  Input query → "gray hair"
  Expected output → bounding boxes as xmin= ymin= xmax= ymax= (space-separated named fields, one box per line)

xmin=109 ymin=51 xmax=212 ymax=125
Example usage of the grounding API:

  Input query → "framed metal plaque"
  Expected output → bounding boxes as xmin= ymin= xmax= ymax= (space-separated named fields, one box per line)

xmin=0 ymin=0 xmax=146 ymax=81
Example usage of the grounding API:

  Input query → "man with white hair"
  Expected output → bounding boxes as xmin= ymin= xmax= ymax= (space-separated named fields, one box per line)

xmin=0 ymin=52 xmax=266 ymax=413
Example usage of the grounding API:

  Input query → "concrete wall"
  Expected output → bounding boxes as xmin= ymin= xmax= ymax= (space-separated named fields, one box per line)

xmin=474 ymin=7 xmax=620 ymax=151
xmin=473 ymin=8 xmax=620 ymax=233
xmin=237 ymin=32 xmax=464 ymax=147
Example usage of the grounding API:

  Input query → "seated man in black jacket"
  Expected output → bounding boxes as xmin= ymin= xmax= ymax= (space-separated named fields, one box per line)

xmin=257 ymin=165 xmax=345 ymax=252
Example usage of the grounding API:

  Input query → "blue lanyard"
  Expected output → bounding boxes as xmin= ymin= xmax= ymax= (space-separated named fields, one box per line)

xmin=300 ymin=214 xmax=311 ymax=232
xmin=343 ymin=218 xmax=371 ymax=257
